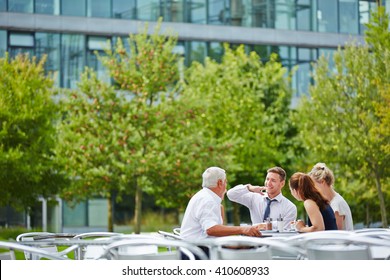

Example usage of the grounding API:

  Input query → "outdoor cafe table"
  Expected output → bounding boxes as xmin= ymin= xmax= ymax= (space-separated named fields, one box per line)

xmin=259 ymin=230 xmax=299 ymax=238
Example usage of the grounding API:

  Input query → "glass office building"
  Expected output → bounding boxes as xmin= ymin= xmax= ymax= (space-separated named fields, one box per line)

xmin=1 ymin=0 xmax=387 ymax=99
xmin=0 ymin=0 xmax=387 ymax=231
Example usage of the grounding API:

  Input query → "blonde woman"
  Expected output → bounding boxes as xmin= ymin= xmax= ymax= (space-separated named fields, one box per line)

xmin=309 ymin=163 xmax=354 ymax=230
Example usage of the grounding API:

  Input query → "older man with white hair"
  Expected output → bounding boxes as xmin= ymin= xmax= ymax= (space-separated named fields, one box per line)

xmin=180 ymin=167 xmax=261 ymax=241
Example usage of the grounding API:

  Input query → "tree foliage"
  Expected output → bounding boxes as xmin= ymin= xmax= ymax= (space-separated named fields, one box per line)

xmin=0 ymin=53 xmax=65 ymax=209
xmin=182 ymin=45 xmax=295 ymax=224
xmin=56 ymin=20 xmax=233 ymax=232
xmin=293 ymin=7 xmax=390 ymax=227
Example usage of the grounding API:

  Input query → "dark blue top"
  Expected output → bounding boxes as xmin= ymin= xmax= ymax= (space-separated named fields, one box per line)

xmin=308 ymin=204 xmax=337 ymax=230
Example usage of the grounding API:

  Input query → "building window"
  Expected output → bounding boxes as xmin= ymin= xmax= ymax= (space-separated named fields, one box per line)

xmin=186 ymin=0 xmax=206 ymax=24
xmin=297 ymin=0 xmax=316 ymax=31
xmin=359 ymin=0 xmax=378 ymax=34
xmin=87 ymin=0 xmax=111 ymax=18
xmin=35 ymin=32 xmax=61 ymax=87
xmin=35 ymin=0 xmax=60 ymax=15
xmin=61 ymin=34 xmax=85 ymax=89
xmin=61 ymin=0 xmax=86 ymax=17
xmin=317 ymin=0 xmax=338 ymax=33
xmin=63 ymin=201 xmax=87 ymax=227
xmin=9 ymin=32 xmax=34 ymax=57
xmin=137 ymin=0 xmax=159 ymax=21
xmin=319 ymin=48 xmax=337 ymax=70
xmin=274 ymin=0 xmax=297 ymax=30
xmin=186 ymin=41 xmax=207 ymax=65
xmin=88 ymin=199 xmax=108 ymax=228
xmin=208 ymin=41 xmax=224 ymax=62
xmin=87 ymin=36 xmax=111 ymax=84
xmin=113 ymin=0 xmax=136 ymax=19
xmin=62 ymin=199 xmax=108 ymax=229
xmin=250 ymin=0 xmax=276 ymax=28
xmin=0 ymin=30 xmax=6 ymax=56
xmin=159 ymin=0 xmax=185 ymax=22
xmin=0 ymin=0 xmax=6 ymax=12
xmin=231 ymin=0 xmax=245 ymax=26
xmin=8 ymin=0 xmax=33 ymax=13
xmin=208 ymin=0 xmax=230 ymax=25
xmin=339 ymin=0 xmax=359 ymax=34
xmin=294 ymin=47 xmax=317 ymax=98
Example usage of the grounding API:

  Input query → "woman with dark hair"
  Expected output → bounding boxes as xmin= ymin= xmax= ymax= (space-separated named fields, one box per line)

xmin=289 ymin=172 xmax=337 ymax=232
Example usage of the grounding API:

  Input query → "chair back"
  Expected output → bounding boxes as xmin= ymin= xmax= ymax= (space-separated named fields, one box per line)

xmin=16 ymin=232 xmax=78 ymax=260
xmin=0 ymin=241 xmax=68 ymax=260
xmin=99 ymin=237 xmax=208 ymax=260
xmin=173 ymin=228 xmax=181 ymax=236
xmin=17 ymin=236 xmax=58 ymax=260
xmin=115 ymin=250 xmax=179 ymax=260
xmin=217 ymin=246 xmax=271 ymax=260
xmin=0 ymin=251 xmax=16 ymax=260
xmin=73 ymin=232 xmax=123 ymax=260
xmin=158 ymin=230 xmax=182 ymax=240
xmin=210 ymin=236 xmax=305 ymax=260
xmin=307 ymin=244 xmax=371 ymax=260
xmin=285 ymin=230 xmax=390 ymax=260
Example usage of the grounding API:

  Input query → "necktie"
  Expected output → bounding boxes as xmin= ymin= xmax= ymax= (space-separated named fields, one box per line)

xmin=263 ymin=198 xmax=276 ymax=221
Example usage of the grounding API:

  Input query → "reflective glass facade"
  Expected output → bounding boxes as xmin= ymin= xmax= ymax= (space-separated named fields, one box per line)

xmin=0 ymin=0 xmax=386 ymax=98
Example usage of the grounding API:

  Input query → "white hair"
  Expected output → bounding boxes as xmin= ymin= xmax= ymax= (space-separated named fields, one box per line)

xmin=202 ymin=167 xmax=226 ymax=189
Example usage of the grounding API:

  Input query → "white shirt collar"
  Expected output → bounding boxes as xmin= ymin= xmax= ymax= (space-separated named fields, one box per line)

xmin=265 ymin=192 xmax=283 ymax=202
xmin=203 ymin=187 xmax=222 ymax=204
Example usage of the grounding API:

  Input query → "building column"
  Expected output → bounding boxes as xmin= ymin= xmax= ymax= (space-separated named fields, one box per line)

xmin=38 ymin=197 xmax=47 ymax=232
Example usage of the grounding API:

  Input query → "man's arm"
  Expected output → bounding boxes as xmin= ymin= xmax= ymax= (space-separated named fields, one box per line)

xmin=226 ymin=184 xmax=257 ymax=207
xmin=206 ymin=224 xmax=262 ymax=237
xmin=220 ymin=204 xmax=225 ymax=224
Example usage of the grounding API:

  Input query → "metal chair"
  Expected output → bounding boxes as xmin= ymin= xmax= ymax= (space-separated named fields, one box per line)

xmin=16 ymin=232 xmax=59 ymax=260
xmin=173 ymin=227 xmax=181 ymax=236
xmin=209 ymin=236 xmax=306 ymax=260
xmin=0 ymin=241 xmax=69 ymax=260
xmin=285 ymin=230 xmax=390 ymax=260
xmin=354 ymin=228 xmax=390 ymax=259
xmin=16 ymin=232 xmax=77 ymax=260
xmin=0 ymin=251 xmax=15 ymax=260
xmin=354 ymin=228 xmax=390 ymax=240
xmin=97 ymin=237 xmax=208 ymax=260
xmin=72 ymin=232 xmax=123 ymax=260
xmin=158 ymin=230 xmax=183 ymax=240
xmin=307 ymin=243 xmax=371 ymax=260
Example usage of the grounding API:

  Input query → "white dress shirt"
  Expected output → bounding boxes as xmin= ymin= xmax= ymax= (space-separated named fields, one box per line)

xmin=180 ymin=187 xmax=223 ymax=240
xmin=227 ymin=184 xmax=297 ymax=230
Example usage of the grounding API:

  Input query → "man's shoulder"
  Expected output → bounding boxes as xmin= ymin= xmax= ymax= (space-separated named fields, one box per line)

xmin=191 ymin=188 xmax=216 ymax=202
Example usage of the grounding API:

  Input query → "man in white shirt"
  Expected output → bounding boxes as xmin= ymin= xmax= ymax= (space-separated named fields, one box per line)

xmin=180 ymin=167 xmax=262 ymax=241
xmin=227 ymin=166 xmax=297 ymax=231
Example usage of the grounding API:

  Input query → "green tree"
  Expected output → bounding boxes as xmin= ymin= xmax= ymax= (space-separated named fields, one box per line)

xmin=0 ymin=53 xmax=65 ymax=210
xmin=293 ymin=7 xmax=390 ymax=227
xmin=57 ymin=20 xmax=232 ymax=232
xmin=182 ymin=44 xmax=295 ymax=225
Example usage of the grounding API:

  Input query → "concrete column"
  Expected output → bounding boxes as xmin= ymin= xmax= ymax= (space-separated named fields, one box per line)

xmin=39 ymin=197 xmax=47 ymax=232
